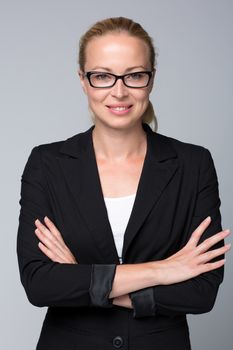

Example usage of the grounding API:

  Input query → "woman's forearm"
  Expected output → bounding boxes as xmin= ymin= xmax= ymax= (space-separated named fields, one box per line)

xmin=109 ymin=218 xmax=230 ymax=299
xmin=109 ymin=262 xmax=156 ymax=298
xmin=34 ymin=216 xmax=230 ymax=302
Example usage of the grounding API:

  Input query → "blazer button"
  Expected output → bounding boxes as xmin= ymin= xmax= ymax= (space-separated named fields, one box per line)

xmin=112 ymin=336 xmax=124 ymax=348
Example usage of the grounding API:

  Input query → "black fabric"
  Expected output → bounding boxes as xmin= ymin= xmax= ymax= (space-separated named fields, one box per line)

xmin=130 ymin=287 xmax=156 ymax=318
xmin=16 ymin=123 xmax=223 ymax=349
xmin=128 ymin=143 xmax=224 ymax=318
xmin=89 ymin=264 xmax=117 ymax=307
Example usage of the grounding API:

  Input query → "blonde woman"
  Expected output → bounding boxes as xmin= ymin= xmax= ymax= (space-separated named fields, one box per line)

xmin=17 ymin=17 xmax=230 ymax=350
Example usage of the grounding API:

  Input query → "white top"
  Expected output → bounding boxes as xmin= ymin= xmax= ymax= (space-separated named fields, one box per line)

xmin=104 ymin=193 xmax=136 ymax=264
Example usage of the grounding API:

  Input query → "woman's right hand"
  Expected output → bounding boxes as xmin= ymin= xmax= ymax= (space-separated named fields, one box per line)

xmin=154 ymin=216 xmax=231 ymax=286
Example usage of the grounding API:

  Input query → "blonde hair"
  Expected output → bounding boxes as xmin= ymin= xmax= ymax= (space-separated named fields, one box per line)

xmin=79 ymin=17 xmax=158 ymax=131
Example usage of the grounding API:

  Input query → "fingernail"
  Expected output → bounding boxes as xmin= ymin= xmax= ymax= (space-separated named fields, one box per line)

xmin=224 ymin=229 xmax=231 ymax=234
xmin=206 ymin=216 xmax=211 ymax=221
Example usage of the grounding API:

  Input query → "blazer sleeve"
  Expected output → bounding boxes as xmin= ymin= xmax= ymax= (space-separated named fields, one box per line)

xmin=129 ymin=148 xmax=224 ymax=318
xmin=17 ymin=146 xmax=116 ymax=308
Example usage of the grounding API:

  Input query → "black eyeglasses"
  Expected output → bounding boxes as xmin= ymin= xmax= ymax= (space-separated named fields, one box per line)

xmin=83 ymin=70 xmax=154 ymax=88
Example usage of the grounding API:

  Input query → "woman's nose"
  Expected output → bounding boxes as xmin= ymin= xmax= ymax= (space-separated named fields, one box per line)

xmin=110 ymin=79 xmax=129 ymax=98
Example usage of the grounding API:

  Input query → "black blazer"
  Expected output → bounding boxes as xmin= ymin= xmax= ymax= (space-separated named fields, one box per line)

xmin=17 ymin=123 xmax=223 ymax=350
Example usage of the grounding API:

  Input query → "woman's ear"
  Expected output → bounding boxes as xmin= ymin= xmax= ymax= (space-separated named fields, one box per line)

xmin=78 ymin=70 xmax=87 ymax=94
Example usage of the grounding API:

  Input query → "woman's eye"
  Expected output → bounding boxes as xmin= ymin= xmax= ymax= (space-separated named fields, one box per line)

xmin=128 ymin=73 xmax=144 ymax=80
xmin=94 ymin=73 xmax=111 ymax=81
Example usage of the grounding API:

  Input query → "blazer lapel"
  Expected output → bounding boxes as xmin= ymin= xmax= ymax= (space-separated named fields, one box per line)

xmin=57 ymin=123 xmax=179 ymax=264
xmin=122 ymin=125 xmax=179 ymax=260
xmin=58 ymin=126 xmax=119 ymax=263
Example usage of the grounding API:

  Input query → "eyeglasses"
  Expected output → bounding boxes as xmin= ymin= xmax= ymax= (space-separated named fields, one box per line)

xmin=83 ymin=70 xmax=154 ymax=88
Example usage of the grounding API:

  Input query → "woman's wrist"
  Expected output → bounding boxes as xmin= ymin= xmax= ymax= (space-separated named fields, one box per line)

xmin=140 ymin=260 xmax=171 ymax=286
xmin=147 ymin=261 xmax=163 ymax=286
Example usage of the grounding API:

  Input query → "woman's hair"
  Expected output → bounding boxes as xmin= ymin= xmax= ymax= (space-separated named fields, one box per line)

xmin=79 ymin=17 xmax=158 ymax=131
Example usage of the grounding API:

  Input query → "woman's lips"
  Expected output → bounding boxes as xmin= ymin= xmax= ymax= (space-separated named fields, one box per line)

xmin=107 ymin=104 xmax=133 ymax=115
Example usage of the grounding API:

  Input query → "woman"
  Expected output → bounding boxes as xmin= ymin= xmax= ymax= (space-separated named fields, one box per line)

xmin=17 ymin=17 xmax=230 ymax=350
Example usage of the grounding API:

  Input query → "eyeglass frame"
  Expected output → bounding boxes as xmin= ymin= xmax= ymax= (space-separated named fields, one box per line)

xmin=83 ymin=69 xmax=155 ymax=89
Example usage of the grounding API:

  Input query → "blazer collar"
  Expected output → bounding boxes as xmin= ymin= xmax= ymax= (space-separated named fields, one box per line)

xmin=59 ymin=123 xmax=177 ymax=163
xmin=58 ymin=123 xmax=179 ymax=263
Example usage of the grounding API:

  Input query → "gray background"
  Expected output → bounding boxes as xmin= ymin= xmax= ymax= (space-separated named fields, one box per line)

xmin=0 ymin=0 xmax=232 ymax=349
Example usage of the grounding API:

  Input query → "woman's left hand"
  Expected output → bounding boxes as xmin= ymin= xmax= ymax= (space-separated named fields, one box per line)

xmin=35 ymin=216 xmax=77 ymax=264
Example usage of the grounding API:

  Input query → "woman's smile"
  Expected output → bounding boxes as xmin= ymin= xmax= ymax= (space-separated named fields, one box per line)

xmin=106 ymin=104 xmax=133 ymax=115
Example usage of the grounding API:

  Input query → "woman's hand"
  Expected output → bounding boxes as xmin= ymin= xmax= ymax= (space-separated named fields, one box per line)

xmin=113 ymin=294 xmax=133 ymax=309
xmin=35 ymin=216 xmax=77 ymax=264
xmin=154 ymin=216 xmax=231 ymax=285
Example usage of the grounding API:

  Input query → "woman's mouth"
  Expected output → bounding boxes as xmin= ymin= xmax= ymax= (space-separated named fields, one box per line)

xmin=107 ymin=104 xmax=132 ymax=115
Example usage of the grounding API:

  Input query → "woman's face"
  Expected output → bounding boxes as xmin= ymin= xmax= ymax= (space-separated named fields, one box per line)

xmin=79 ymin=32 xmax=154 ymax=131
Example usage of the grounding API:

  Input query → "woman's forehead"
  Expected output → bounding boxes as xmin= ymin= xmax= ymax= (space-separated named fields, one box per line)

xmin=84 ymin=33 xmax=150 ymax=71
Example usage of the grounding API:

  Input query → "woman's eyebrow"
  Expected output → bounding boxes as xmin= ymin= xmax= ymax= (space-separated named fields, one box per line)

xmin=90 ymin=66 xmax=112 ymax=72
xmin=89 ymin=65 xmax=148 ymax=72
xmin=125 ymin=66 xmax=148 ymax=72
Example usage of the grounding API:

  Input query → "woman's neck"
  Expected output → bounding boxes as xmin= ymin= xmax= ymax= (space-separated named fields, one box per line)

xmin=92 ymin=122 xmax=147 ymax=162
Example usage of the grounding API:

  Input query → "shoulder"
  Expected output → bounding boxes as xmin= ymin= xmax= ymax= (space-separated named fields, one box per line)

xmin=156 ymin=131 xmax=213 ymax=166
xmin=32 ymin=139 xmax=65 ymax=157
xmin=29 ymin=126 xmax=93 ymax=159
xmin=22 ymin=128 xmax=92 ymax=178
xmin=154 ymin=132 xmax=219 ymax=188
